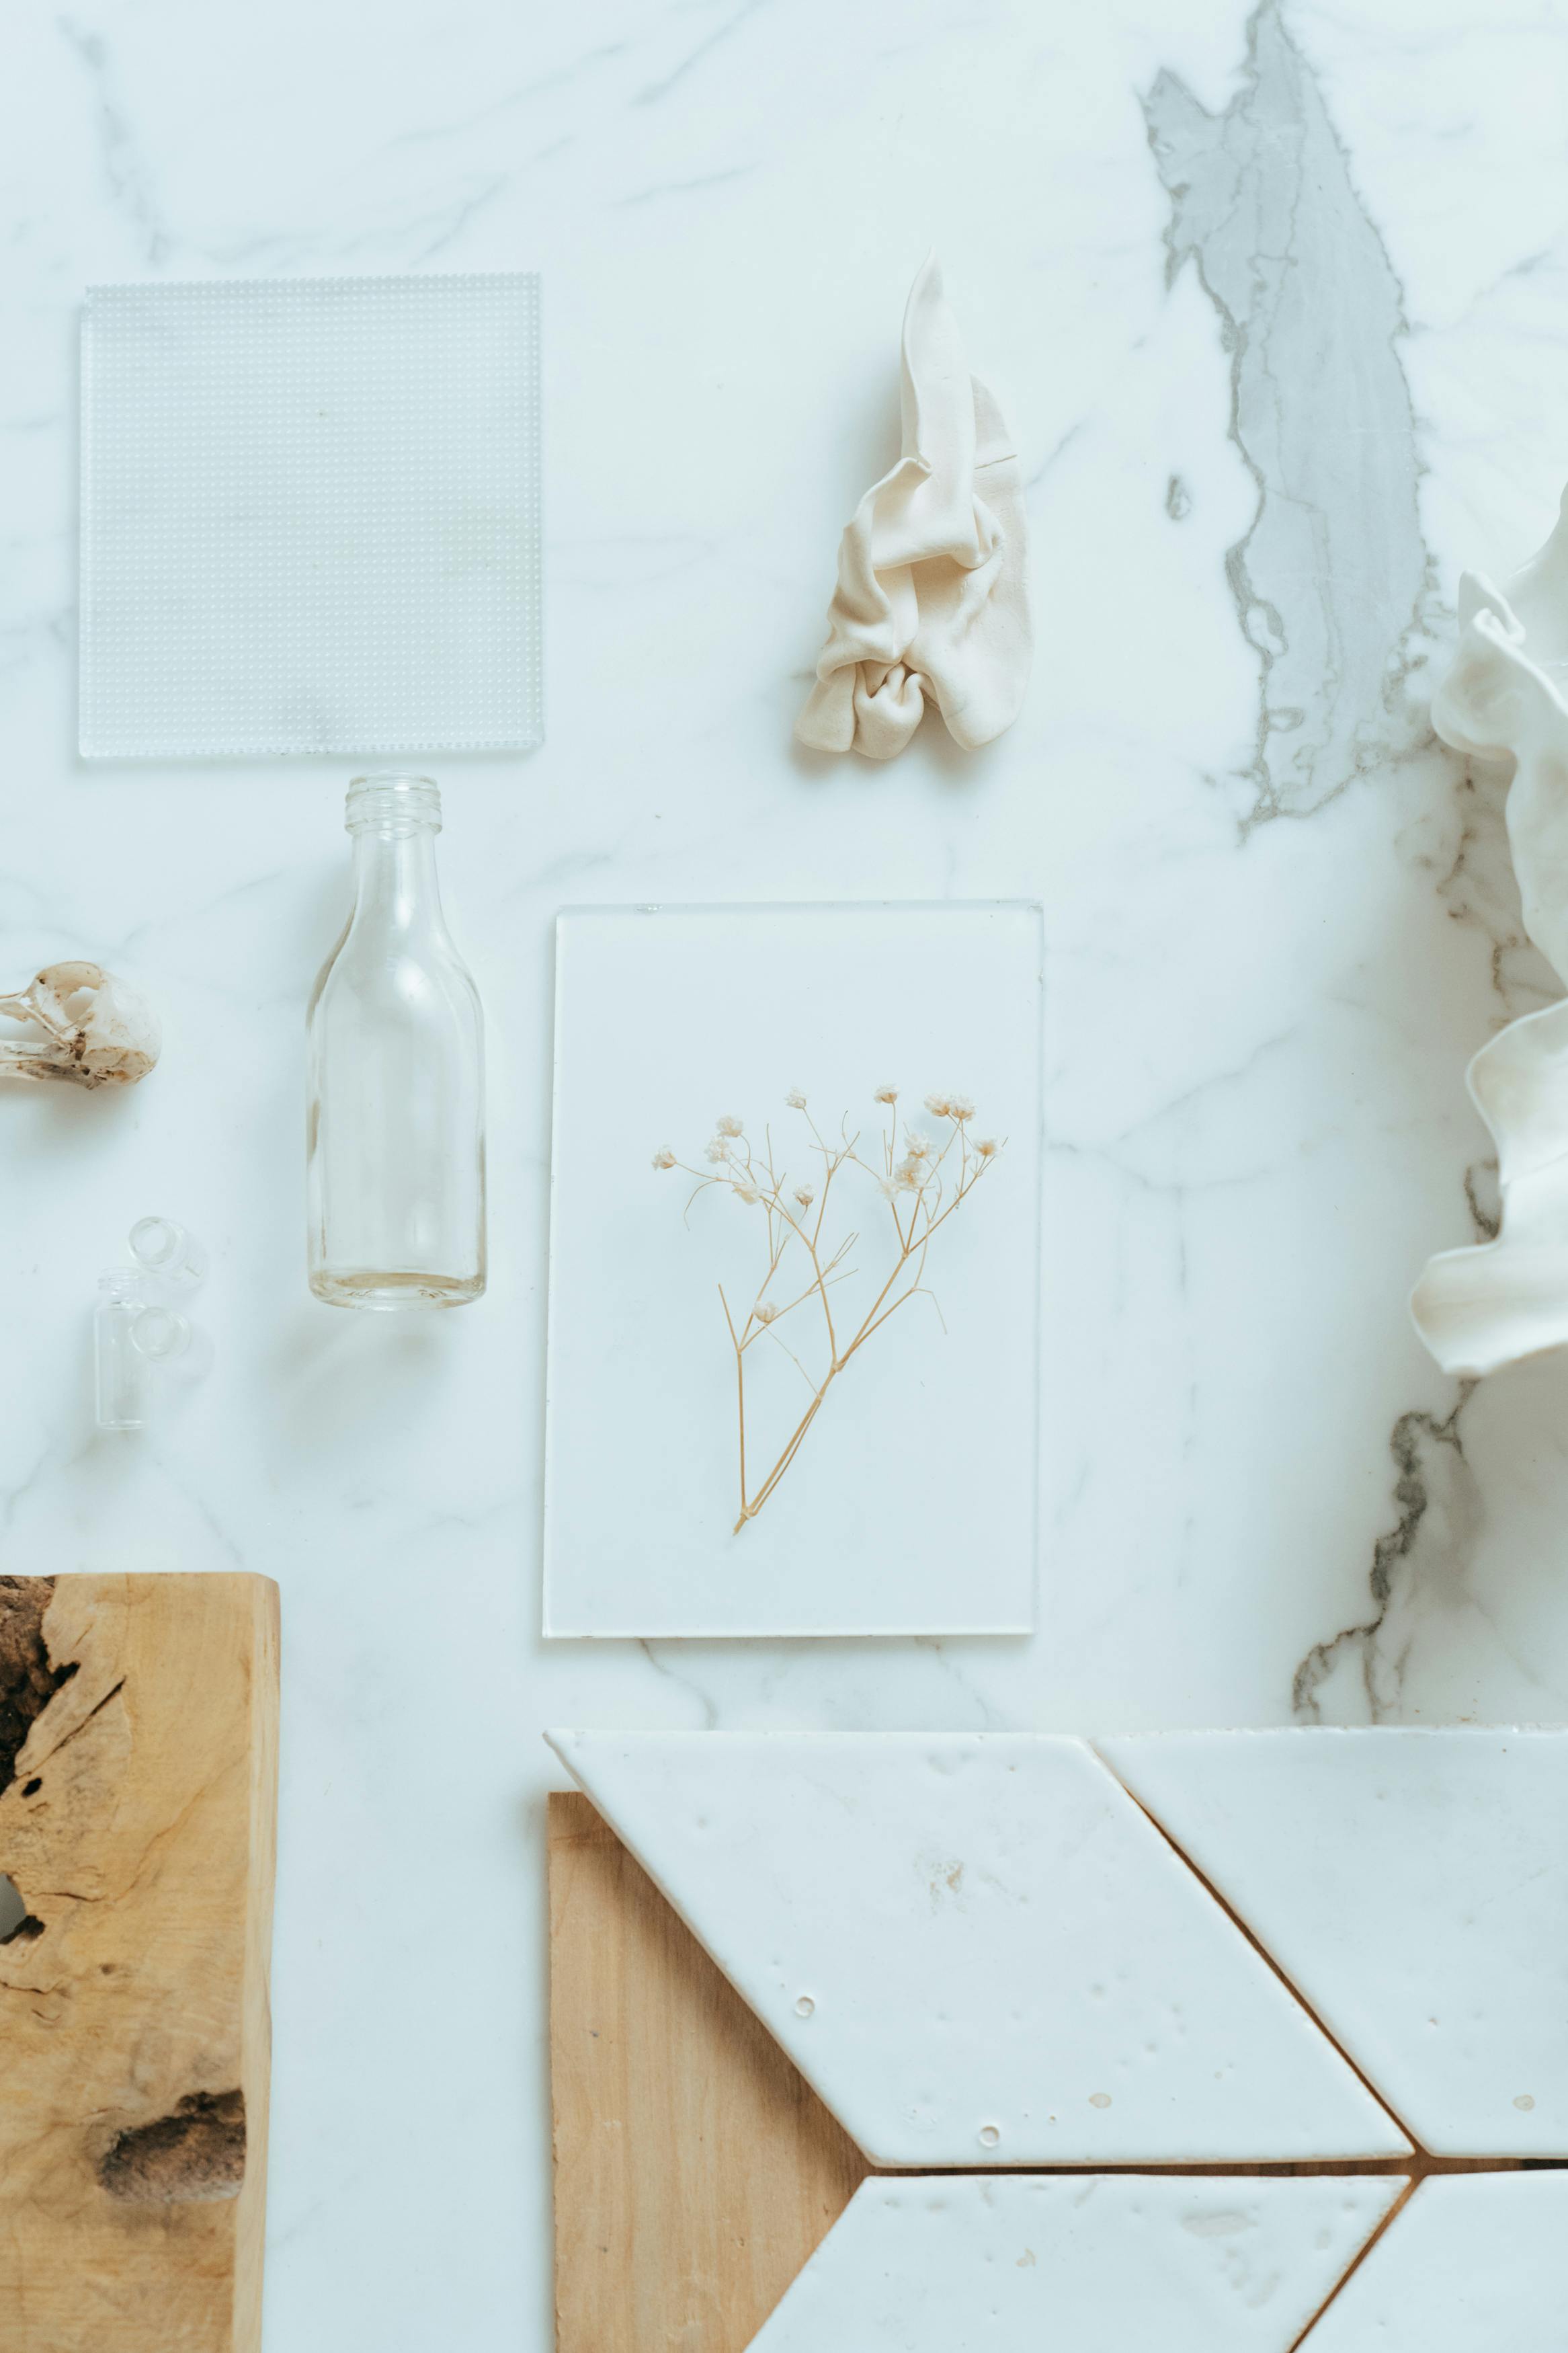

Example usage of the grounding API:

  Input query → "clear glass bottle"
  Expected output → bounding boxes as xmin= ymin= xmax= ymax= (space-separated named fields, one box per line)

xmin=306 ymin=774 xmax=486 ymax=1309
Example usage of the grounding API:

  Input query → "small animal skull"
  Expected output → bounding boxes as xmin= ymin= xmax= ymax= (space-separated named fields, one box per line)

xmin=0 ymin=961 xmax=161 ymax=1088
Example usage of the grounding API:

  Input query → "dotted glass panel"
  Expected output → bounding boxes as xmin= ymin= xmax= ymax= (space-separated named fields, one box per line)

xmin=80 ymin=273 xmax=542 ymax=760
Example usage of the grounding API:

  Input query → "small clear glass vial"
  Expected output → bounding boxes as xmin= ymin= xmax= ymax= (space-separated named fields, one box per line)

xmin=128 ymin=1215 xmax=207 ymax=1289
xmin=95 ymin=1271 xmax=153 ymax=1430
xmin=306 ymin=774 xmax=487 ymax=1310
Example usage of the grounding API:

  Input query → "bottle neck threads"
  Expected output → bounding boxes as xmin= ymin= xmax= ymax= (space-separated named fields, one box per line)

xmin=345 ymin=773 xmax=442 ymax=838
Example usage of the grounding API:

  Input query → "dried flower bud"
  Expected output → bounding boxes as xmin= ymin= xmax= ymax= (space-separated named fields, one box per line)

xmin=785 ymin=1086 xmax=807 ymax=1110
xmin=716 ymin=1114 xmax=744 ymax=1137
xmin=903 ymin=1131 xmax=932 ymax=1160
xmin=975 ymin=1136 xmax=999 ymax=1159
xmin=874 ymin=1082 xmax=899 ymax=1105
xmin=923 ymin=1090 xmax=952 ymax=1117
xmin=755 ymin=1300 xmax=780 ymax=1323
xmin=651 ymin=1146 xmax=677 ymax=1170
xmin=733 ymin=1183 xmax=759 ymax=1205
xmin=948 ymin=1093 xmax=975 ymax=1120
xmin=793 ymin=1184 xmax=815 ymax=1207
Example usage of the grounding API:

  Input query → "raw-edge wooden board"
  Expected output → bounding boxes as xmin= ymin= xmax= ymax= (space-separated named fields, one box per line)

xmin=0 ymin=1572 xmax=280 ymax=2352
xmin=549 ymin=1789 xmax=868 ymax=2353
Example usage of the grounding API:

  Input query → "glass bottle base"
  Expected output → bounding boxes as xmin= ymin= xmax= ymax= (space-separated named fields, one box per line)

xmin=309 ymin=1268 xmax=485 ymax=1311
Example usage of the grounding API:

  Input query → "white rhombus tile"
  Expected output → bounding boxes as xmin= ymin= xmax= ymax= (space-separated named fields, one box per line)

xmin=1099 ymin=1728 xmax=1568 ymax=2154
xmin=547 ymin=1730 xmax=1409 ymax=2165
xmin=745 ymin=2173 xmax=1405 ymax=2353
xmin=1300 ymin=2172 xmax=1568 ymax=2350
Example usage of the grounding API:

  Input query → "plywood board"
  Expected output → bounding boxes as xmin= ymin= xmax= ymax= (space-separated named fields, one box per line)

xmin=0 ymin=1572 xmax=280 ymax=2352
xmin=548 ymin=1790 xmax=867 ymax=2353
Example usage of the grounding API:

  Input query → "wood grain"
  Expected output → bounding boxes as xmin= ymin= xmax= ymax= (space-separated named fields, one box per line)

xmin=0 ymin=1572 xmax=280 ymax=2352
xmin=549 ymin=1789 xmax=867 ymax=2353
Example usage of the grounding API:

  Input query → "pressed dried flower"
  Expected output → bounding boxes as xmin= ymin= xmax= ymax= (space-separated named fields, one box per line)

xmin=661 ymin=1080 xmax=1001 ymax=1536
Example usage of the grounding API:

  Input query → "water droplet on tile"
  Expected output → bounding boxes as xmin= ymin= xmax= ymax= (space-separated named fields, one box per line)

xmin=1515 ymin=2093 xmax=1536 ymax=2111
xmin=794 ymin=1995 xmax=815 ymax=2018
xmin=977 ymin=2124 xmax=1001 ymax=2149
xmin=1089 ymin=2091 xmax=1112 ymax=2110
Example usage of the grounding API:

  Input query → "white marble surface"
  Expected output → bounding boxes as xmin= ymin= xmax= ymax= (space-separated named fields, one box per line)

xmin=5 ymin=1 xmax=1568 ymax=2345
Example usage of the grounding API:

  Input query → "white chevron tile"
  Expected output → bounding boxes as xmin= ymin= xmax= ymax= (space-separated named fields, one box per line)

xmin=548 ymin=1730 xmax=1410 ymax=2165
xmin=1301 ymin=2172 xmax=1568 ymax=2350
xmin=746 ymin=2173 xmax=1404 ymax=2353
xmin=1100 ymin=1728 xmax=1568 ymax=2154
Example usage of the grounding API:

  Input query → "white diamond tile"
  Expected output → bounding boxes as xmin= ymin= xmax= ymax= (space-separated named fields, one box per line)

xmin=548 ymin=1730 xmax=1409 ymax=2165
xmin=747 ymin=2174 xmax=1404 ymax=2353
xmin=1301 ymin=2172 xmax=1568 ymax=2350
xmin=1100 ymin=1728 xmax=1568 ymax=2153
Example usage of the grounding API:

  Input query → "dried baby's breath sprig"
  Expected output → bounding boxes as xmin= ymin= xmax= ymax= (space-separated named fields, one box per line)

xmin=653 ymin=1084 xmax=1005 ymax=1533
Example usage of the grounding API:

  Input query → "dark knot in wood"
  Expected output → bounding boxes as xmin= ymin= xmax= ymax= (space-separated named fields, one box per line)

xmin=98 ymin=2089 xmax=247 ymax=2204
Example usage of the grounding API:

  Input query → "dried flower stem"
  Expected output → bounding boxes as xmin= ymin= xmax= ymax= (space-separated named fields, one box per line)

xmin=655 ymin=1090 xmax=1003 ymax=1531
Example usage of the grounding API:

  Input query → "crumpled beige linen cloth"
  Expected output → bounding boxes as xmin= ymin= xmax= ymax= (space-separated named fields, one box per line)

xmin=796 ymin=253 xmax=1032 ymax=761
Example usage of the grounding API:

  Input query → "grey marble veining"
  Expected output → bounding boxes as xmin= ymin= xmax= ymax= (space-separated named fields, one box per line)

xmin=1145 ymin=0 xmax=1436 ymax=828
xmin=1293 ymin=1394 xmax=1477 ymax=1722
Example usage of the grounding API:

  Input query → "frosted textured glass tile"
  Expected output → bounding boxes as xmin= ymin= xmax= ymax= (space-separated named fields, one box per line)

xmin=747 ymin=2176 xmax=1403 ymax=2353
xmin=550 ymin=1731 xmax=1410 ymax=2164
xmin=543 ymin=903 xmax=1043 ymax=1638
xmin=80 ymin=273 xmax=542 ymax=759
xmin=1101 ymin=1728 xmax=1568 ymax=2154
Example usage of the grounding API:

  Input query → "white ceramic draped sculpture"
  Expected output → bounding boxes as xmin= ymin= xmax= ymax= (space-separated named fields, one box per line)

xmin=1413 ymin=491 xmax=1568 ymax=1374
xmin=795 ymin=255 xmax=1032 ymax=762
